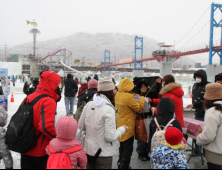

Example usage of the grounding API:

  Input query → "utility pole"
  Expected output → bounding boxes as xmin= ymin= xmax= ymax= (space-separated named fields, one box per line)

xmin=1 ymin=44 xmax=9 ymax=62
xmin=4 ymin=44 xmax=9 ymax=62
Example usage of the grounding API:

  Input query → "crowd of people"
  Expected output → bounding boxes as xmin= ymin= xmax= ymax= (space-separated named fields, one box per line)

xmin=0 ymin=70 xmax=222 ymax=169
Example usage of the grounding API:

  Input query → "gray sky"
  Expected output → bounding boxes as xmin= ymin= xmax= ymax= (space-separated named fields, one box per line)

xmin=0 ymin=0 xmax=221 ymax=52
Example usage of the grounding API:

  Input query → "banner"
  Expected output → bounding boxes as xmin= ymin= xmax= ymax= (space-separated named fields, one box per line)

xmin=0 ymin=68 xmax=10 ymax=111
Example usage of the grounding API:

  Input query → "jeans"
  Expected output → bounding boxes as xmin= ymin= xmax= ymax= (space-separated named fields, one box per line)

xmin=21 ymin=155 xmax=49 ymax=169
xmin=136 ymin=140 xmax=150 ymax=154
xmin=118 ymin=136 xmax=134 ymax=169
xmin=194 ymin=115 xmax=204 ymax=153
xmin=65 ymin=96 xmax=74 ymax=115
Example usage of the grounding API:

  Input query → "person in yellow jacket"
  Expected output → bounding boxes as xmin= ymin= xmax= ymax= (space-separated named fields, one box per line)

xmin=115 ymin=78 xmax=145 ymax=169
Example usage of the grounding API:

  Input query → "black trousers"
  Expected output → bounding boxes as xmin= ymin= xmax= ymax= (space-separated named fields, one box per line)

xmin=208 ymin=162 xmax=222 ymax=169
xmin=118 ymin=136 xmax=134 ymax=169
xmin=21 ymin=155 xmax=49 ymax=169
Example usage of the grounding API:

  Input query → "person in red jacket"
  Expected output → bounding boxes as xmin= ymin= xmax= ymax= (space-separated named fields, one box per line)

xmin=21 ymin=71 xmax=61 ymax=169
xmin=78 ymin=80 xmax=88 ymax=96
xmin=151 ymin=75 xmax=185 ymax=127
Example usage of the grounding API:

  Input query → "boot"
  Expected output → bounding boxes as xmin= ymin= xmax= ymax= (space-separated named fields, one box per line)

xmin=119 ymin=159 xmax=131 ymax=169
xmin=145 ymin=152 xmax=150 ymax=161
xmin=138 ymin=153 xmax=148 ymax=161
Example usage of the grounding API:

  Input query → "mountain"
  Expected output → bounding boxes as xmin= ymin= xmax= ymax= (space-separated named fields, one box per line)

xmin=7 ymin=32 xmax=199 ymax=67
xmin=7 ymin=33 xmax=158 ymax=63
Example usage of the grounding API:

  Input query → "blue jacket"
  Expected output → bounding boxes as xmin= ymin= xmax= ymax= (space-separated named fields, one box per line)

xmin=151 ymin=145 xmax=189 ymax=169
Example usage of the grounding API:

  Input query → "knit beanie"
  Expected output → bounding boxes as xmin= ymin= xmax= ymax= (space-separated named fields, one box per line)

xmin=88 ymin=79 xmax=98 ymax=89
xmin=163 ymin=75 xmax=175 ymax=85
xmin=204 ymin=83 xmax=222 ymax=100
xmin=165 ymin=127 xmax=183 ymax=145
xmin=98 ymin=77 xmax=115 ymax=92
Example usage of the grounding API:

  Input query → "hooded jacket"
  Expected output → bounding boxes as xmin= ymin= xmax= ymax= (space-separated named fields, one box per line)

xmin=46 ymin=117 xmax=87 ymax=169
xmin=24 ymin=71 xmax=61 ymax=157
xmin=78 ymin=94 xmax=126 ymax=157
xmin=150 ymin=97 xmax=183 ymax=142
xmin=0 ymin=107 xmax=13 ymax=169
xmin=78 ymin=84 xmax=88 ymax=96
xmin=153 ymin=83 xmax=185 ymax=127
xmin=64 ymin=74 xmax=78 ymax=97
xmin=77 ymin=89 xmax=95 ymax=109
xmin=93 ymin=74 xmax=99 ymax=81
xmin=192 ymin=69 xmax=210 ymax=118
xmin=197 ymin=101 xmax=222 ymax=165
xmin=115 ymin=78 xmax=145 ymax=142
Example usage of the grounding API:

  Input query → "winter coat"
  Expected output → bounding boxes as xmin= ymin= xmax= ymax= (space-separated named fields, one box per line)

xmin=46 ymin=117 xmax=87 ymax=169
xmin=23 ymin=71 xmax=61 ymax=157
xmin=153 ymin=83 xmax=185 ymax=127
xmin=77 ymin=89 xmax=95 ymax=109
xmin=93 ymin=74 xmax=99 ymax=81
xmin=78 ymin=94 xmax=126 ymax=157
xmin=115 ymin=78 xmax=145 ymax=142
xmin=150 ymin=97 xmax=183 ymax=142
xmin=64 ymin=74 xmax=78 ymax=97
xmin=74 ymin=97 xmax=93 ymax=122
xmin=192 ymin=69 xmax=210 ymax=118
xmin=0 ymin=107 xmax=13 ymax=169
xmin=150 ymin=144 xmax=188 ymax=169
xmin=197 ymin=101 xmax=222 ymax=165
xmin=78 ymin=84 xmax=88 ymax=96
xmin=23 ymin=83 xmax=38 ymax=96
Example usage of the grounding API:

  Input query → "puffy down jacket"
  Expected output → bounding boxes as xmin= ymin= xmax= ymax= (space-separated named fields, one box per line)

xmin=46 ymin=117 xmax=87 ymax=169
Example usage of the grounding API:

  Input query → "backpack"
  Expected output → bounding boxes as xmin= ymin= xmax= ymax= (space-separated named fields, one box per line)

xmin=74 ymin=97 xmax=93 ymax=122
xmin=47 ymin=145 xmax=83 ymax=169
xmin=151 ymin=118 xmax=175 ymax=151
xmin=5 ymin=94 xmax=49 ymax=153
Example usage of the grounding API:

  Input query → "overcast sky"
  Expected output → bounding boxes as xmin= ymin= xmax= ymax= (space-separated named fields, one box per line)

xmin=0 ymin=0 xmax=221 ymax=49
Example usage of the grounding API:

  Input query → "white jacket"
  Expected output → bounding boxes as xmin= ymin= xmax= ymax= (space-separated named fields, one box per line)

xmin=197 ymin=101 xmax=222 ymax=154
xmin=78 ymin=94 xmax=126 ymax=157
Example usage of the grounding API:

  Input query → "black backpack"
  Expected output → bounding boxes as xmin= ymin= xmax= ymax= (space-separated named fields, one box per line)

xmin=6 ymin=94 xmax=49 ymax=153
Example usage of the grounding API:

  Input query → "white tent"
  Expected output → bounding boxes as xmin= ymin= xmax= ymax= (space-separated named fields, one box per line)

xmin=57 ymin=69 xmax=65 ymax=77
xmin=151 ymin=72 xmax=157 ymax=76
xmin=96 ymin=71 xmax=102 ymax=75
xmin=86 ymin=70 xmax=94 ymax=76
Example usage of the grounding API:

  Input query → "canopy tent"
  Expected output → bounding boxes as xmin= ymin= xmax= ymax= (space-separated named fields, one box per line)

xmin=57 ymin=69 xmax=65 ymax=77
xmin=96 ymin=71 xmax=102 ymax=75
xmin=85 ymin=70 xmax=94 ymax=76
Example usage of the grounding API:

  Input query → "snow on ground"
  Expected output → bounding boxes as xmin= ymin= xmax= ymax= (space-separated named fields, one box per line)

xmin=0 ymin=81 xmax=77 ymax=169
xmin=0 ymin=81 xmax=205 ymax=169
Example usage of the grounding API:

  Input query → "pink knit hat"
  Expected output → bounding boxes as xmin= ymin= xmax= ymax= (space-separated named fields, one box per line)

xmin=88 ymin=79 xmax=98 ymax=89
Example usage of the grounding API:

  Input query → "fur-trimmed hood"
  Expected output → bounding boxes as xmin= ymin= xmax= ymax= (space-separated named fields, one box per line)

xmin=160 ymin=83 xmax=184 ymax=98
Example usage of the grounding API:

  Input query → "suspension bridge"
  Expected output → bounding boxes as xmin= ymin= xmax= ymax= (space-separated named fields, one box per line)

xmin=98 ymin=3 xmax=222 ymax=79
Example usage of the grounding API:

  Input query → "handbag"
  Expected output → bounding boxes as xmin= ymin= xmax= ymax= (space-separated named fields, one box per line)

xmin=135 ymin=112 xmax=148 ymax=143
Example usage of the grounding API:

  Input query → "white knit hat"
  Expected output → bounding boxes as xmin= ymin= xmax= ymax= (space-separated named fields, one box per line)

xmin=98 ymin=77 xmax=115 ymax=91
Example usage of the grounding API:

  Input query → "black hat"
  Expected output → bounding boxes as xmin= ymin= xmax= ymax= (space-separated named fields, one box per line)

xmin=132 ymin=76 xmax=160 ymax=93
xmin=215 ymin=73 xmax=222 ymax=82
